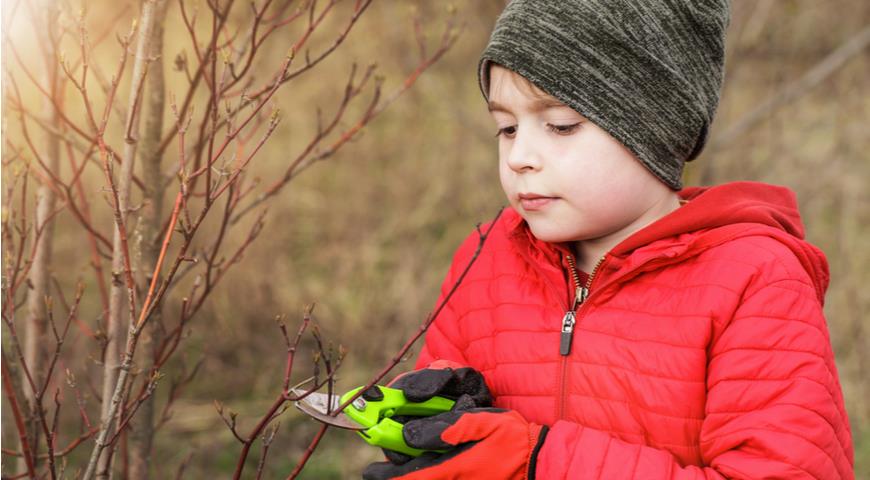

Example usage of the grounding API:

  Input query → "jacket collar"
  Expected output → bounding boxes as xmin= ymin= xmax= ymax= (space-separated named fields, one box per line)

xmin=503 ymin=181 xmax=829 ymax=302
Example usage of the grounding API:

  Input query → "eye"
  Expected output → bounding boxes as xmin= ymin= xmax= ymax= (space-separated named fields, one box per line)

xmin=547 ymin=122 xmax=582 ymax=135
xmin=494 ymin=125 xmax=517 ymax=138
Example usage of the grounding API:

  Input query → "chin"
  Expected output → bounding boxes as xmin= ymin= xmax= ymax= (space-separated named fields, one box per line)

xmin=525 ymin=222 xmax=583 ymax=244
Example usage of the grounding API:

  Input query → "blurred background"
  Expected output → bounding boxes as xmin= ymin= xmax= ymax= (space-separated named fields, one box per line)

xmin=2 ymin=0 xmax=869 ymax=477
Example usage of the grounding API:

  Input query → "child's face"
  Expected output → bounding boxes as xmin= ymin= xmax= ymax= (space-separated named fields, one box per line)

xmin=487 ymin=65 xmax=675 ymax=247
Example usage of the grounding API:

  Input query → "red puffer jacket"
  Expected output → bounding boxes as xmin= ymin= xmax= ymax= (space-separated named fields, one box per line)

xmin=416 ymin=182 xmax=854 ymax=479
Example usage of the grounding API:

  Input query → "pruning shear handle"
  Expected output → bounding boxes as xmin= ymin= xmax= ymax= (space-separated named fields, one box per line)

xmin=340 ymin=385 xmax=455 ymax=457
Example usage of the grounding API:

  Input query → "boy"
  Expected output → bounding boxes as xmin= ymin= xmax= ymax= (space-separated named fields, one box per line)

xmin=364 ymin=1 xmax=854 ymax=478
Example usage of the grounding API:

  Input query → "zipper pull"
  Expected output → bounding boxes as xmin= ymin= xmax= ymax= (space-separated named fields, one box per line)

xmin=560 ymin=286 xmax=584 ymax=356
xmin=560 ymin=311 xmax=576 ymax=355
xmin=571 ymin=286 xmax=582 ymax=310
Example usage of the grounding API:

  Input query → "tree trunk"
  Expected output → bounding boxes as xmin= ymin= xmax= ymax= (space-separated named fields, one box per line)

xmin=20 ymin=0 xmax=61 ymax=473
xmin=128 ymin=0 xmax=169 ymax=477
xmin=96 ymin=0 xmax=159 ymax=477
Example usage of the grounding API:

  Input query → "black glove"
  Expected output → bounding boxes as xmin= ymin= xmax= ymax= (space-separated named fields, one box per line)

xmin=389 ymin=364 xmax=493 ymax=406
xmin=380 ymin=363 xmax=493 ymax=465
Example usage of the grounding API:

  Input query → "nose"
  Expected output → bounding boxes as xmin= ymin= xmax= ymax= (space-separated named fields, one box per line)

xmin=505 ymin=127 xmax=542 ymax=173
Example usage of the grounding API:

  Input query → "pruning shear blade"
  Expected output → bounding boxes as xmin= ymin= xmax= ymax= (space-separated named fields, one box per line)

xmin=292 ymin=389 xmax=366 ymax=431
xmin=293 ymin=385 xmax=456 ymax=457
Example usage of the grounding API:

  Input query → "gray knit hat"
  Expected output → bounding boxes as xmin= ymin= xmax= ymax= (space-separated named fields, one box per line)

xmin=478 ymin=0 xmax=730 ymax=190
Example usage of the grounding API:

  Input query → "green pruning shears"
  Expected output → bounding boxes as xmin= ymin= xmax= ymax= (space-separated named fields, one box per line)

xmin=293 ymin=385 xmax=455 ymax=457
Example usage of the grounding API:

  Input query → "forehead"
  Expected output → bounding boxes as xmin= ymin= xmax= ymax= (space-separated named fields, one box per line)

xmin=487 ymin=66 xmax=568 ymax=114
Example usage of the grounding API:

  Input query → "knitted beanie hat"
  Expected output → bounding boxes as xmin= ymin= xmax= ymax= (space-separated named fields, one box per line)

xmin=478 ymin=0 xmax=730 ymax=190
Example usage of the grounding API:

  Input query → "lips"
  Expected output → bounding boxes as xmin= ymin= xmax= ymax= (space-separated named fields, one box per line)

xmin=518 ymin=193 xmax=558 ymax=211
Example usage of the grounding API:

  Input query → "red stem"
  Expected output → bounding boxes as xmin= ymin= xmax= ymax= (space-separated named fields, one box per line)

xmin=332 ymin=209 xmax=504 ymax=417
xmin=286 ymin=424 xmax=329 ymax=480
xmin=135 ymin=192 xmax=183 ymax=330
xmin=1 ymin=352 xmax=38 ymax=478
xmin=231 ymin=394 xmax=287 ymax=480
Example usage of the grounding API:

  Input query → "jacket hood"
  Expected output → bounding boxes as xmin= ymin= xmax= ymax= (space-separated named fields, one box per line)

xmin=617 ymin=181 xmax=804 ymax=251
xmin=507 ymin=181 xmax=830 ymax=303
xmin=621 ymin=181 xmax=829 ymax=303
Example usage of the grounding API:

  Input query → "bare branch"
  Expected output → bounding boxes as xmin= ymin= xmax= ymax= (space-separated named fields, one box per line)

xmin=710 ymin=24 xmax=870 ymax=152
xmin=330 ymin=209 xmax=504 ymax=422
xmin=1 ymin=352 xmax=38 ymax=478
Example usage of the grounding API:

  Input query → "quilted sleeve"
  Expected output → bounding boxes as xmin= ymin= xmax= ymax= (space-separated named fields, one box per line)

xmin=415 ymin=230 xmax=483 ymax=369
xmin=536 ymin=243 xmax=854 ymax=479
xmin=415 ymin=283 xmax=467 ymax=368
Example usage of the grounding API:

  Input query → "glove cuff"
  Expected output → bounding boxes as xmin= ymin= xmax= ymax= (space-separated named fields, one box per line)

xmin=425 ymin=359 xmax=468 ymax=370
xmin=527 ymin=424 xmax=549 ymax=480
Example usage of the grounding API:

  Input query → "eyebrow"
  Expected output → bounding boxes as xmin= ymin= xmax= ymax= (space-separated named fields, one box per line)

xmin=487 ymin=97 xmax=568 ymax=114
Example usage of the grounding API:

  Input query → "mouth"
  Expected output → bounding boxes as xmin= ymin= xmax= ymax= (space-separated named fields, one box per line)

xmin=517 ymin=193 xmax=558 ymax=211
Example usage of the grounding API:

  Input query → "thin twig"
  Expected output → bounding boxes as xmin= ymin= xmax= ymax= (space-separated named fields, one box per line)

xmin=710 ymin=24 xmax=870 ymax=152
xmin=286 ymin=424 xmax=328 ymax=480
xmin=330 ymin=209 xmax=504 ymax=419
xmin=1 ymin=352 xmax=38 ymax=478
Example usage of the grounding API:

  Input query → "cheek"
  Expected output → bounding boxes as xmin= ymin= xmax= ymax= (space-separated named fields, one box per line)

xmin=498 ymin=158 xmax=515 ymax=196
xmin=593 ymin=166 xmax=664 ymax=222
xmin=560 ymin=134 xmax=656 ymax=214
xmin=498 ymin=141 xmax=512 ymax=178
xmin=581 ymin=135 xmax=647 ymax=189
xmin=497 ymin=142 xmax=511 ymax=169
xmin=557 ymin=146 xmax=622 ymax=198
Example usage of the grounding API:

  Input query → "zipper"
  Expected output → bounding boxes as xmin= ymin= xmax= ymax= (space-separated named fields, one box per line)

xmin=559 ymin=254 xmax=603 ymax=355
xmin=557 ymin=253 xmax=606 ymax=420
